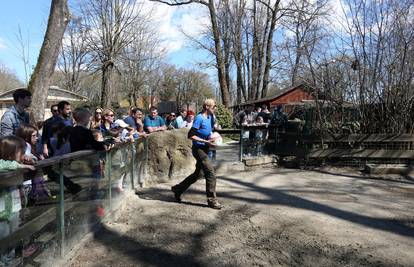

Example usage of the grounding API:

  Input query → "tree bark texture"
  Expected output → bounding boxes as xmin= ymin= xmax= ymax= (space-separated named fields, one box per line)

xmin=100 ymin=62 xmax=114 ymax=108
xmin=28 ymin=0 xmax=70 ymax=122
xmin=208 ymin=0 xmax=231 ymax=107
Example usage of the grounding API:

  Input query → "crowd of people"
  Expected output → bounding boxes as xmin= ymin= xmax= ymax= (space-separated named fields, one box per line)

xmin=234 ymin=104 xmax=288 ymax=157
xmin=0 ymin=89 xmax=201 ymax=196
xmin=0 ymin=89 xmax=204 ymax=264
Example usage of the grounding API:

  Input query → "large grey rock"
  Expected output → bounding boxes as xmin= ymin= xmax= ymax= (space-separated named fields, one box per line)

xmin=145 ymin=129 xmax=195 ymax=184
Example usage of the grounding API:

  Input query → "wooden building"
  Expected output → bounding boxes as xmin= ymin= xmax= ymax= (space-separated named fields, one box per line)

xmin=0 ymin=86 xmax=88 ymax=120
xmin=231 ymin=83 xmax=315 ymax=112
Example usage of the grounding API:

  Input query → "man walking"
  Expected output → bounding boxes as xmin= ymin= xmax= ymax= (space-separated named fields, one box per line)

xmin=0 ymin=89 xmax=32 ymax=136
xmin=171 ymin=99 xmax=222 ymax=209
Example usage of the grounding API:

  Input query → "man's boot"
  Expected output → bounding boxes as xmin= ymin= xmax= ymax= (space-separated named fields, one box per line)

xmin=207 ymin=198 xmax=222 ymax=210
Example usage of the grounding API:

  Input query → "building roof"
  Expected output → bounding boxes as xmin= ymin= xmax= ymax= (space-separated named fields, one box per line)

xmin=285 ymin=99 xmax=355 ymax=108
xmin=230 ymin=83 xmax=312 ymax=108
xmin=0 ymin=86 xmax=89 ymax=102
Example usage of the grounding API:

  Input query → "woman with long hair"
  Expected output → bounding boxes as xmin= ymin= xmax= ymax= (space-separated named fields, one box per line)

xmin=90 ymin=107 xmax=103 ymax=129
xmin=99 ymin=108 xmax=116 ymax=137
xmin=16 ymin=124 xmax=51 ymax=204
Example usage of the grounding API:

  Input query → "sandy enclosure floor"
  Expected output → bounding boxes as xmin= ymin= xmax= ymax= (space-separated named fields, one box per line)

xmin=65 ymin=167 xmax=414 ymax=267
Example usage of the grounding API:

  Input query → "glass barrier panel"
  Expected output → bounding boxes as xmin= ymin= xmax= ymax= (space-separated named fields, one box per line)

xmin=0 ymin=139 xmax=148 ymax=265
xmin=59 ymin=152 xmax=109 ymax=253
xmin=0 ymin=165 xmax=63 ymax=266
xmin=241 ymin=125 xmax=272 ymax=158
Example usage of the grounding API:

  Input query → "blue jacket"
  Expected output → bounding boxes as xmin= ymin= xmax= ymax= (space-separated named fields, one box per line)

xmin=0 ymin=105 xmax=30 ymax=136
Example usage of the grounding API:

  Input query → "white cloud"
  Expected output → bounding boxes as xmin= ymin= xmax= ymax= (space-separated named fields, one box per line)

xmin=0 ymin=38 xmax=7 ymax=50
xmin=141 ymin=1 xmax=209 ymax=54
xmin=327 ymin=0 xmax=350 ymax=33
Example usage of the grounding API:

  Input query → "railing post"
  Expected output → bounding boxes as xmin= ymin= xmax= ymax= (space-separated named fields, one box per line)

xmin=141 ymin=139 xmax=148 ymax=187
xmin=58 ymin=162 xmax=65 ymax=257
xmin=239 ymin=128 xmax=243 ymax=162
xmin=107 ymin=151 xmax=112 ymax=213
xmin=130 ymin=142 xmax=135 ymax=190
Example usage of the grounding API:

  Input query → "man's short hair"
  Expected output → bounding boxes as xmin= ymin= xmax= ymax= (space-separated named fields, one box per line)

xmin=203 ymin=99 xmax=215 ymax=109
xmin=57 ymin=101 xmax=70 ymax=112
xmin=12 ymin=89 xmax=32 ymax=103
xmin=73 ymin=107 xmax=91 ymax=122
xmin=130 ymin=108 xmax=139 ymax=115
xmin=50 ymin=104 xmax=58 ymax=112
xmin=149 ymin=106 xmax=157 ymax=112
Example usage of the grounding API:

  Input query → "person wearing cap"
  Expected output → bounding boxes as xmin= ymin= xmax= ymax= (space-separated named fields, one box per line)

xmin=113 ymin=119 xmax=136 ymax=141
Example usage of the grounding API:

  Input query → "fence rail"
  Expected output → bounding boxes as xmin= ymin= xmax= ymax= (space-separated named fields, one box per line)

xmin=223 ymin=125 xmax=414 ymax=165
xmin=0 ymin=138 xmax=148 ymax=266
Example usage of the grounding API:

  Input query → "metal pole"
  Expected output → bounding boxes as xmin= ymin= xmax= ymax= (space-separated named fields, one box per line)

xmin=130 ymin=142 xmax=135 ymax=190
xmin=107 ymin=151 xmax=112 ymax=212
xmin=142 ymin=139 xmax=148 ymax=187
xmin=58 ymin=162 xmax=65 ymax=257
xmin=239 ymin=128 xmax=243 ymax=162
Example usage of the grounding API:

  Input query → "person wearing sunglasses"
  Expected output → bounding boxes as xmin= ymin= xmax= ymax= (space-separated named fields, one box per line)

xmin=90 ymin=107 xmax=103 ymax=129
xmin=99 ymin=108 xmax=116 ymax=137
xmin=171 ymin=99 xmax=222 ymax=210
xmin=166 ymin=112 xmax=177 ymax=129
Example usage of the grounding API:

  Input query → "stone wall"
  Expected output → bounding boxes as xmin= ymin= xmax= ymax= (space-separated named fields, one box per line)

xmin=144 ymin=129 xmax=195 ymax=184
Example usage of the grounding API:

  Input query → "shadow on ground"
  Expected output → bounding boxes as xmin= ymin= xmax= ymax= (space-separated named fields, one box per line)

xmin=136 ymin=172 xmax=414 ymax=239
xmin=93 ymin=224 xmax=204 ymax=267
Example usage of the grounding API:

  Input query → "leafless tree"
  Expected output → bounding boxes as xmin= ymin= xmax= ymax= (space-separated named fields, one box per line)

xmin=119 ymin=12 xmax=165 ymax=107
xmin=58 ymin=17 xmax=91 ymax=93
xmin=150 ymin=0 xmax=231 ymax=107
xmin=337 ymin=0 xmax=414 ymax=133
xmin=159 ymin=65 xmax=214 ymax=110
xmin=281 ymin=0 xmax=328 ymax=86
xmin=15 ymin=25 xmax=32 ymax=85
xmin=0 ymin=65 xmax=23 ymax=92
xmin=80 ymin=0 xmax=142 ymax=108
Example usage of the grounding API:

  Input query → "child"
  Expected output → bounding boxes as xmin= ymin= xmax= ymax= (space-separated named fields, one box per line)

xmin=254 ymin=116 xmax=266 ymax=156
xmin=16 ymin=125 xmax=51 ymax=204
xmin=70 ymin=108 xmax=108 ymax=153
xmin=0 ymin=136 xmax=35 ymax=265
xmin=48 ymin=123 xmax=71 ymax=157
xmin=113 ymin=119 xmax=135 ymax=142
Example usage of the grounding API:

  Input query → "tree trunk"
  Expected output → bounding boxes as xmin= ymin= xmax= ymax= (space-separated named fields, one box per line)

xmin=262 ymin=0 xmax=280 ymax=98
xmin=250 ymin=1 xmax=258 ymax=100
xmin=208 ymin=0 xmax=231 ymax=107
xmin=28 ymin=0 xmax=70 ymax=122
xmin=100 ymin=62 xmax=113 ymax=108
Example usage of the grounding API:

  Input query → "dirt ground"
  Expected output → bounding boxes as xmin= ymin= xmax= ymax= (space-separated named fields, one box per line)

xmin=65 ymin=167 xmax=414 ymax=267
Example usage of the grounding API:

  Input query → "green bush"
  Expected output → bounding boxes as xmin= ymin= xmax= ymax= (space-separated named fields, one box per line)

xmin=215 ymin=104 xmax=233 ymax=129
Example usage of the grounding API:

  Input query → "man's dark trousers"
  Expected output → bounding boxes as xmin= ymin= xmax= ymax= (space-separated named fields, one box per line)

xmin=175 ymin=145 xmax=216 ymax=199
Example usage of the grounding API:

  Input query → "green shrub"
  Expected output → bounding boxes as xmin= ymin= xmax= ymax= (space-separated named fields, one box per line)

xmin=215 ymin=104 xmax=233 ymax=129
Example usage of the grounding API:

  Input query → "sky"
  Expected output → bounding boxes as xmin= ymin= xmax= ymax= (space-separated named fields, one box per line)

xmin=0 ymin=0 xmax=347 ymax=85
xmin=0 ymin=0 xmax=213 ymax=83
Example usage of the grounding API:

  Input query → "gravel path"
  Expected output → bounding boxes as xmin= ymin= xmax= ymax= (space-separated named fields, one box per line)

xmin=66 ymin=167 xmax=414 ymax=267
